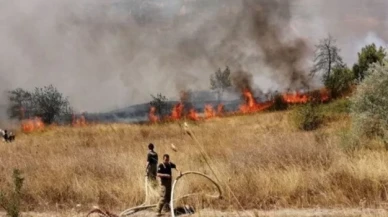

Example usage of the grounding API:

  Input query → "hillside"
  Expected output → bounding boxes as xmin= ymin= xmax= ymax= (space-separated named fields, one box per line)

xmin=1 ymin=102 xmax=388 ymax=214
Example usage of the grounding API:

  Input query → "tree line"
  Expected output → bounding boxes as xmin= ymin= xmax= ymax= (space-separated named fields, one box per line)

xmin=150 ymin=35 xmax=387 ymax=115
xmin=4 ymin=35 xmax=386 ymax=125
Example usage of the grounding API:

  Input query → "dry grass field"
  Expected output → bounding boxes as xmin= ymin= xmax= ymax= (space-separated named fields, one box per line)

xmin=1 ymin=107 xmax=388 ymax=215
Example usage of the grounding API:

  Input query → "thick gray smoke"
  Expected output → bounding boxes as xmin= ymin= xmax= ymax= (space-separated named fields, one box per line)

xmin=0 ymin=0 xmax=387 ymax=120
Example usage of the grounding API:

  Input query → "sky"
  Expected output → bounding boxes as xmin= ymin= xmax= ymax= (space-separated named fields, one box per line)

xmin=0 ymin=0 xmax=387 ymax=118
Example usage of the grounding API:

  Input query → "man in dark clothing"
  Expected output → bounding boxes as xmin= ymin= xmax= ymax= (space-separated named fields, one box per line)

xmin=146 ymin=143 xmax=158 ymax=186
xmin=156 ymin=154 xmax=181 ymax=216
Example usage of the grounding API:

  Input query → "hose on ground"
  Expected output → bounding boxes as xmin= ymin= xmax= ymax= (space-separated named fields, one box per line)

xmin=86 ymin=171 xmax=222 ymax=217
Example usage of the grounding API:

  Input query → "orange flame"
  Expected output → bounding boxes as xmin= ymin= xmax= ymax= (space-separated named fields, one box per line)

xmin=188 ymin=108 xmax=199 ymax=121
xmin=147 ymin=88 xmax=331 ymax=123
xmin=239 ymin=89 xmax=274 ymax=113
xmin=148 ymin=107 xmax=159 ymax=123
xmin=22 ymin=117 xmax=45 ymax=133
xmin=204 ymin=104 xmax=216 ymax=119
xmin=217 ymin=104 xmax=225 ymax=115
xmin=170 ymin=103 xmax=184 ymax=120
xmin=72 ymin=115 xmax=87 ymax=127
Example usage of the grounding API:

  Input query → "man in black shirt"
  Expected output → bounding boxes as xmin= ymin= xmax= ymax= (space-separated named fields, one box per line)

xmin=146 ymin=143 xmax=158 ymax=186
xmin=156 ymin=154 xmax=181 ymax=216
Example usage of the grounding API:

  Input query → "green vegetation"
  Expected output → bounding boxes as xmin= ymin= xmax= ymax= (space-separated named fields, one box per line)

xmin=7 ymin=85 xmax=72 ymax=124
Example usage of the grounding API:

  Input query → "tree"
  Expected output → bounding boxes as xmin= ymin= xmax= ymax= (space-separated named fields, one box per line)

xmin=7 ymin=85 xmax=73 ymax=124
xmin=210 ymin=66 xmax=232 ymax=102
xmin=352 ymin=43 xmax=386 ymax=82
xmin=32 ymin=85 xmax=72 ymax=124
xmin=310 ymin=35 xmax=345 ymax=81
xmin=324 ymin=66 xmax=354 ymax=98
xmin=7 ymin=88 xmax=33 ymax=120
xmin=351 ymin=60 xmax=388 ymax=146
xmin=149 ymin=93 xmax=168 ymax=117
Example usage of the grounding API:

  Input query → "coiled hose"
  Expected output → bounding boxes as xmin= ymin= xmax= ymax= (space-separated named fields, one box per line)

xmin=86 ymin=171 xmax=222 ymax=217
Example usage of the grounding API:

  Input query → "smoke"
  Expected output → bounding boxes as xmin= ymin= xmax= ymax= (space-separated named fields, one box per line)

xmin=0 ymin=0 xmax=387 ymax=120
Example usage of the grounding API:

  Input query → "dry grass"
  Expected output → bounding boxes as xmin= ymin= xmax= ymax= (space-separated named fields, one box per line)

xmin=1 ymin=111 xmax=388 ymax=213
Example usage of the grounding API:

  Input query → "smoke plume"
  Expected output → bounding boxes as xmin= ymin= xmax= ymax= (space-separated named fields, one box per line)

xmin=0 ymin=0 xmax=387 ymax=120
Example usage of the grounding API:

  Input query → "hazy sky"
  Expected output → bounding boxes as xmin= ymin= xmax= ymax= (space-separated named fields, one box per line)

xmin=0 ymin=0 xmax=387 ymax=116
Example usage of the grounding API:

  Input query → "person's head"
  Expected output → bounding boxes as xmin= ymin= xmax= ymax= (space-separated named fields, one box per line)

xmin=163 ymin=154 xmax=170 ymax=163
xmin=148 ymin=143 xmax=154 ymax=150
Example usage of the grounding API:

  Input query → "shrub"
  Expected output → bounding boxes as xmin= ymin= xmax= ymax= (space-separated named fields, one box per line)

xmin=0 ymin=169 xmax=24 ymax=217
xmin=270 ymin=93 xmax=288 ymax=111
xmin=350 ymin=61 xmax=388 ymax=147
xmin=292 ymin=103 xmax=322 ymax=131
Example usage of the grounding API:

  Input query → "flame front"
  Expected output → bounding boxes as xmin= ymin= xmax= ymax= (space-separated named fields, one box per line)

xmin=72 ymin=114 xmax=87 ymax=127
xmin=148 ymin=107 xmax=159 ymax=123
xmin=22 ymin=117 xmax=45 ymax=133
xmin=148 ymin=88 xmax=331 ymax=123
xmin=239 ymin=89 xmax=274 ymax=113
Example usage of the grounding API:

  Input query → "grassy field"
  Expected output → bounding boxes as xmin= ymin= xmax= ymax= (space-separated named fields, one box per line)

xmin=1 ymin=103 xmax=388 ymax=214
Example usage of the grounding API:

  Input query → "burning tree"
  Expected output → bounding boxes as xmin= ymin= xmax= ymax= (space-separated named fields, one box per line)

xmin=7 ymin=85 xmax=73 ymax=125
xmin=210 ymin=66 xmax=232 ymax=102
xmin=149 ymin=93 xmax=168 ymax=119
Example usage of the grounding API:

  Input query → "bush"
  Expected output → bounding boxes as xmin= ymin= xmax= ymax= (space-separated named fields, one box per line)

xmin=350 ymin=61 xmax=388 ymax=146
xmin=324 ymin=66 xmax=355 ymax=98
xmin=292 ymin=103 xmax=322 ymax=131
xmin=270 ymin=93 xmax=288 ymax=111
xmin=0 ymin=169 xmax=24 ymax=217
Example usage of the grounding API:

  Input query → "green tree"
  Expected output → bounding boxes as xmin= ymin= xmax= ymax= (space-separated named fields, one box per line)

xmin=353 ymin=43 xmax=386 ymax=82
xmin=7 ymin=85 xmax=73 ymax=124
xmin=32 ymin=85 xmax=73 ymax=124
xmin=210 ymin=66 xmax=232 ymax=102
xmin=150 ymin=93 xmax=168 ymax=117
xmin=351 ymin=60 xmax=388 ymax=146
xmin=324 ymin=66 xmax=354 ymax=98
xmin=310 ymin=35 xmax=345 ymax=81
xmin=6 ymin=88 xmax=33 ymax=120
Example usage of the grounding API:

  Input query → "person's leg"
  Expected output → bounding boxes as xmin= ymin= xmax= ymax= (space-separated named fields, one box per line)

xmin=149 ymin=164 xmax=157 ymax=188
xmin=163 ymin=181 xmax=172 ymax=212
xmin=156 ymin=184 xmax=166 ymax=214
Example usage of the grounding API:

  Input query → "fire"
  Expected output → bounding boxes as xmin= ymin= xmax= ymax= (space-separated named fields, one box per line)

xmin=148 ymin=107 xmax=159 ymax=123
xmin=72 ymin=114 xmax=87 ymax=127
xmin=21 ymin=117 xmax=45 ymax=133
xmin=170 ymin=103 xmax=184 ymax=120
xmin=147 ymin=88 xmax=332 ymax=123
xmin=188 ymin=108 xmax=199 ymax=121
xmin=282 ymin=89 xmax=330 ymax=104
xmin=217 ymin=104 xmax=225 ymax=115
xmin=282 ymin=91 xmax=308 ymax=104
xmin=239 ymin=89 xmax=274 ymax=113
xmin=204 ymin=104 xmax=216 ymax=119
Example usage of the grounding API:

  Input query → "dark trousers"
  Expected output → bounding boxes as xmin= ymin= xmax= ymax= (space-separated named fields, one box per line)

xmin=147 ymin=164 xmax=157 ymax=187
xmin=156 ymin=179 xmax=172 ymax=213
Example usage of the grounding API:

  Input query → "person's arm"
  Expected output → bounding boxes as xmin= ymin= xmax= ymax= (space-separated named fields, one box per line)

xmin=171 ymin=163 xmax=182 ymax=177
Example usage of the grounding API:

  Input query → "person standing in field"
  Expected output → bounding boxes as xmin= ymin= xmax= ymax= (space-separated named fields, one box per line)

xmin=146 ymin=143 xmax=158 ymax=186
xmin=155 ymin=154 xmax=182 ymax=216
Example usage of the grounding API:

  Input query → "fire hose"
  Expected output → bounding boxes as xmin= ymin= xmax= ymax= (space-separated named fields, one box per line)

xmin=86 ymin=171 xmax=222 ymax=217
xmin=87 ymin=121 xmax=251 ymax=217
